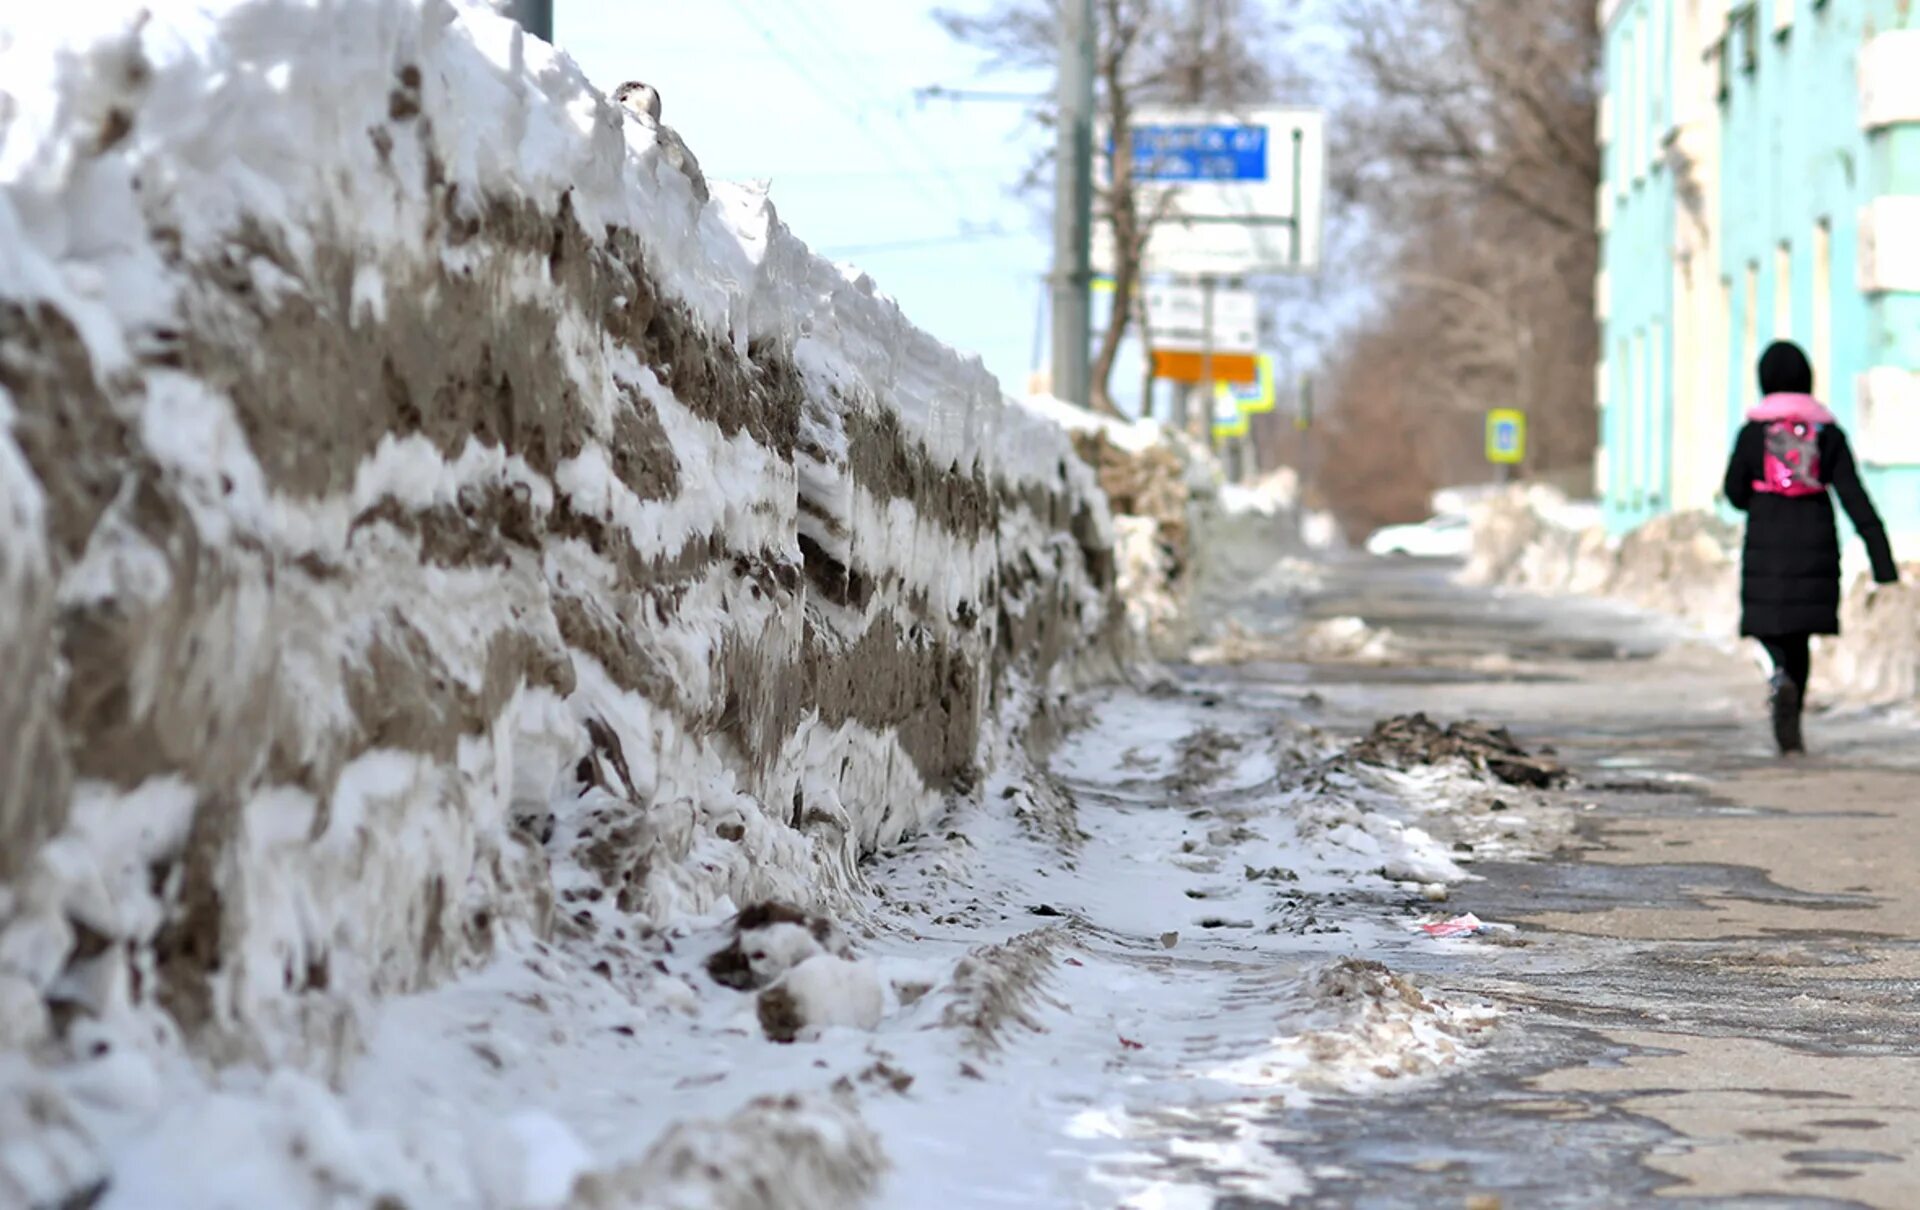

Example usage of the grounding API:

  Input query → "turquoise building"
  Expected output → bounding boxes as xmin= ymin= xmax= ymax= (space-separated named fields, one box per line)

xmin=1598 ymin=0 xmax=1920 ymax=540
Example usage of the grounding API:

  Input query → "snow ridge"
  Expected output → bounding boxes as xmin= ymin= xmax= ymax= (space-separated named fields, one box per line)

xmin=0 ymin=1 xmax=1120 ymax=1202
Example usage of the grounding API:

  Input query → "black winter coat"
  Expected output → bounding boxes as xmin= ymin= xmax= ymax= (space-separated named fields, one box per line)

xmin=1724 ymin=421 xmax=1898 ymax=637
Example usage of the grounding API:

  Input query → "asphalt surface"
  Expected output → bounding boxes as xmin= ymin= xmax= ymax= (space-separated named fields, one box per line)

xmin=1190 ymin=556 xmax=1920 ymax=1209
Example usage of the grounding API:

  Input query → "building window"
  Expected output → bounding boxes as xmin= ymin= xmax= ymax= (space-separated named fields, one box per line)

xmin=1618 ymin=338 xmax=1632 ymax=500
xmin=1616 ymin=29 xmax=1633 ymax=199
xmin=1631 ymin=331 xmax=1645 ymax=505
xmin=1639 ymin=11 xmax=1654 ymax=175
xmin=1651 ymin=0 xmax=1667 ymax=144
xmin=1774 ymin=241 xmax=1793 ymax=340
xmin=1743 ymin=263 xmax=1760 ymax=408
xmin=1737 ymin=5 xmax=1760 ymax=72
xmin=1813 ymin=220 xmax=1832 ymax=396
xmin=1718 ymin=276 xmax=1734 ymax=431
xmin=1649 ymin=322 xmax=1665 ymax=505
xmin=1624 ymin=22 xmax=1640 ymax=185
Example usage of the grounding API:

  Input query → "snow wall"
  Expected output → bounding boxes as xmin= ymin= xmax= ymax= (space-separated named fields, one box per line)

xmin=1464 ymin=486 xmax=1920 ymax=705
xmin=1023 ymin=396 xmax=1313 ymax=660
xmin=0 ymin=0 xmax=1121 ymax=1082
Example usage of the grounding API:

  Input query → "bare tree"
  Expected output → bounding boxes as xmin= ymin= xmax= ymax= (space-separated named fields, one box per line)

xmin=1313 ymin=324 xmax=1451 ymax=539
xmin=937 ymin=0 xmax=1286 ymax=417
xmin=1337 ymin=0 xmax=1599 ymax=235
xmin=1312 ymin=0 xmax=1600 ymax=511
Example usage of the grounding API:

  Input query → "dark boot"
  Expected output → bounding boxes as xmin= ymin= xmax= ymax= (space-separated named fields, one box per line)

xmin=1769 ymin=673 xmax=1805 ymax=755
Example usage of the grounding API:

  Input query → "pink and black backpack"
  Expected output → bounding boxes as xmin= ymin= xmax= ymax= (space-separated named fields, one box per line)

xmin=1757 ymin=418 xmax=1824 ymax=497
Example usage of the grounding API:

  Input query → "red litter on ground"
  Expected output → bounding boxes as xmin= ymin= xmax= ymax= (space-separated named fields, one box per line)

xmin=1417 ymin=913 xmax=1515 ymax=939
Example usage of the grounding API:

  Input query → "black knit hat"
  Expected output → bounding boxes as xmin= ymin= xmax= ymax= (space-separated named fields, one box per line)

xmin=1759 ymin=340 xmax=1814 ymax=396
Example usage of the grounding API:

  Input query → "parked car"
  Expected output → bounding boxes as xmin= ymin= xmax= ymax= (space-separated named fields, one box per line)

xmin=1365 ymin=513 xmax=1473 ymax=559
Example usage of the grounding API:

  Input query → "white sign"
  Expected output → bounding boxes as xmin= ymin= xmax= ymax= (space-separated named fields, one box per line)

xmin=1143 ymin=283 xmax=1258 ymax=355
xmin=1095 ymin=107 xmax=1327 ymax=279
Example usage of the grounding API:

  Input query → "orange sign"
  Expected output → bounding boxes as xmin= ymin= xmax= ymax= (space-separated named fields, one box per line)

xmin=1150 ymin=350 xmax=1260 ymax=385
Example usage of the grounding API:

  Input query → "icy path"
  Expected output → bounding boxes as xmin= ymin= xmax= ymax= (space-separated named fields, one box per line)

xmin=126 ymin=680 xmax=1563 ymax=1210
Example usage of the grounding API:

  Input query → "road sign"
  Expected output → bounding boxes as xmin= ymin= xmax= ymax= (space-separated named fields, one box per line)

xmin=1215 ymin=355 xmax=1277 ymax=414
xmin=1212 ymin=393 xmax=1250 ymax=439
xmin=1486 ymin=409 xmax=1527 ymax=465
xmin=1152 ymin=350 xmax=1259 ymax=385
xmin=1131 ymin=124 xmax=1270 ymax=182
xmin=1145 ymin=281 xmax=1259 ymax=385
xmin=1211 ymin=356 xmax=1277 ymax=440
xmin=1095 ymin=108 xmax=1327 ymax=278
xmin=1145 ymin=282 xmax=1257 ymax=353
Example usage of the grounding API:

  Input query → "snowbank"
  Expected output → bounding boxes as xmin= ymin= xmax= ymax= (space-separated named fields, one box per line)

xmin=1041 ymin=401 xmax=1211 ymax=656
xmin=1464 ymin=486 xmax=1920 ymax=705
xmin=1039 ymin=399 xmax=1312 ymax=658
xmin=0 ymin=0 xmax=1120 ymax=1200
xmin=1204 ymin=466 xmax=1312 ymax=590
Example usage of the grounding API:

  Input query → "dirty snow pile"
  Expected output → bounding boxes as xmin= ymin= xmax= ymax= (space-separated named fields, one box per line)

xmin=1027 ymin=396 xmax=1326 ymax=660
xmin=1465 ymin=485 xmax=1920 ymax=706
xmin=132 ymin=680 xmax=1510 ymax=1210
xmin=817 ymin=685 xmax=1519 ymax=1207
xmin=1203 ymin=467 xmax=1327 ymax=598
xmin=1192 ymin=613 xmax=1399 ymax=667
xmin=0 ymin=0 xmax=1125 ymax=1204
xmin=1028 ymin=398 xmax=1222 ymax=657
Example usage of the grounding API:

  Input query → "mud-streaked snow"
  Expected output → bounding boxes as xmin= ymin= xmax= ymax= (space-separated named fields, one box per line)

xmin=0 ymin=656 xmax=1545 ymax=1208
xmin=40 ymin=680 xmax=1519 ymax=1209
xmin=1 ymin=0 xmax=1120 ymax=1203
xmin=0 ymin=0 xmax=1558 ymax=1203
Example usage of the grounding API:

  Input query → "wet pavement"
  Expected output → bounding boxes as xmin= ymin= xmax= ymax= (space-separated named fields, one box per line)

xmin=1190 ymin=556 xmax=1920 ymax=1209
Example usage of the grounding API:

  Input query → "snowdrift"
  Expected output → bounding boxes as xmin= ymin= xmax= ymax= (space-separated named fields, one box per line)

xmin=0 ymin=0 xmax=1120 ymax=1180
xmin=1464 ymin=486 xmax=1920 ymax=706
xmin=1024 ymin=399 xmax=1207 ymax=657
xmin=1026 ymin=396 xmax=1312 ymax=658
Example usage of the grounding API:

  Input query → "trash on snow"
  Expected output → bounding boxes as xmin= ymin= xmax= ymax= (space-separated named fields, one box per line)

xmin=1415 ymin=913 xmax=1516 ymax=939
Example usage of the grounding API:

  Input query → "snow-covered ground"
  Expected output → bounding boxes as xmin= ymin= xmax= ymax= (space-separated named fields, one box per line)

xmin=0 ymin=1 xmax=1578 ymax=1204
xmin=5 ymin=675 xmax=1552 ymax=1208
xmin=1 ymin=0 xmax=1124 ymax=1202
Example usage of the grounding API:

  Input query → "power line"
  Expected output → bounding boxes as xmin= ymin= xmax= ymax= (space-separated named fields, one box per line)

xmin=722 ymin=0 xmax=962 ymax=220
xmin=751 ymin=165 xmax=1011 ymax=183
xmin=915 ymin=85 xmax=1048 ymax=105
xmin=819 ymin=228 xmax=1028 ymax=258
xmin=784 ymin=4 xmax=984 ymax=205
xmin=733 ymin=0 xmax=991 ymax=225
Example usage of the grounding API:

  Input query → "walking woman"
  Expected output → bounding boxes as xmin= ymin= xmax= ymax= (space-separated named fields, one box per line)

xmin=1724 ymin=340 xmax=1899 ymax=753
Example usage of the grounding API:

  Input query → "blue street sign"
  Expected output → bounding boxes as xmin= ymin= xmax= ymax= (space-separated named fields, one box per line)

xmin=1129 ymin=124 xmax=1269 ymax=182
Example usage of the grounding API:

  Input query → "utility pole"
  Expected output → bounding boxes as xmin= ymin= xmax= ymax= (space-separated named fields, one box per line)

xmin=504 ymin=0 xmax=551 ymax=41
xmin=1050 ymin=0 xmax=1095 ymax=408
xmin=1199 ymin=276 xmax=1216 ymax=449
xmin=1137 ymin=285 xmax=1158 ymax=423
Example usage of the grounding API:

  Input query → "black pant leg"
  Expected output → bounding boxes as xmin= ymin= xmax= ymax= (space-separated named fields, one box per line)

xmin=1761 ymin=635 xmax=1811 ymax=692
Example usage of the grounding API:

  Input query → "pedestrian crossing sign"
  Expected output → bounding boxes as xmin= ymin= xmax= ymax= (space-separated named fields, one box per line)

xmin=1212 ymin=354 xmax=1276 ymax=440
xmin=1486 ymin=409 xmax=1526 ymax=465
